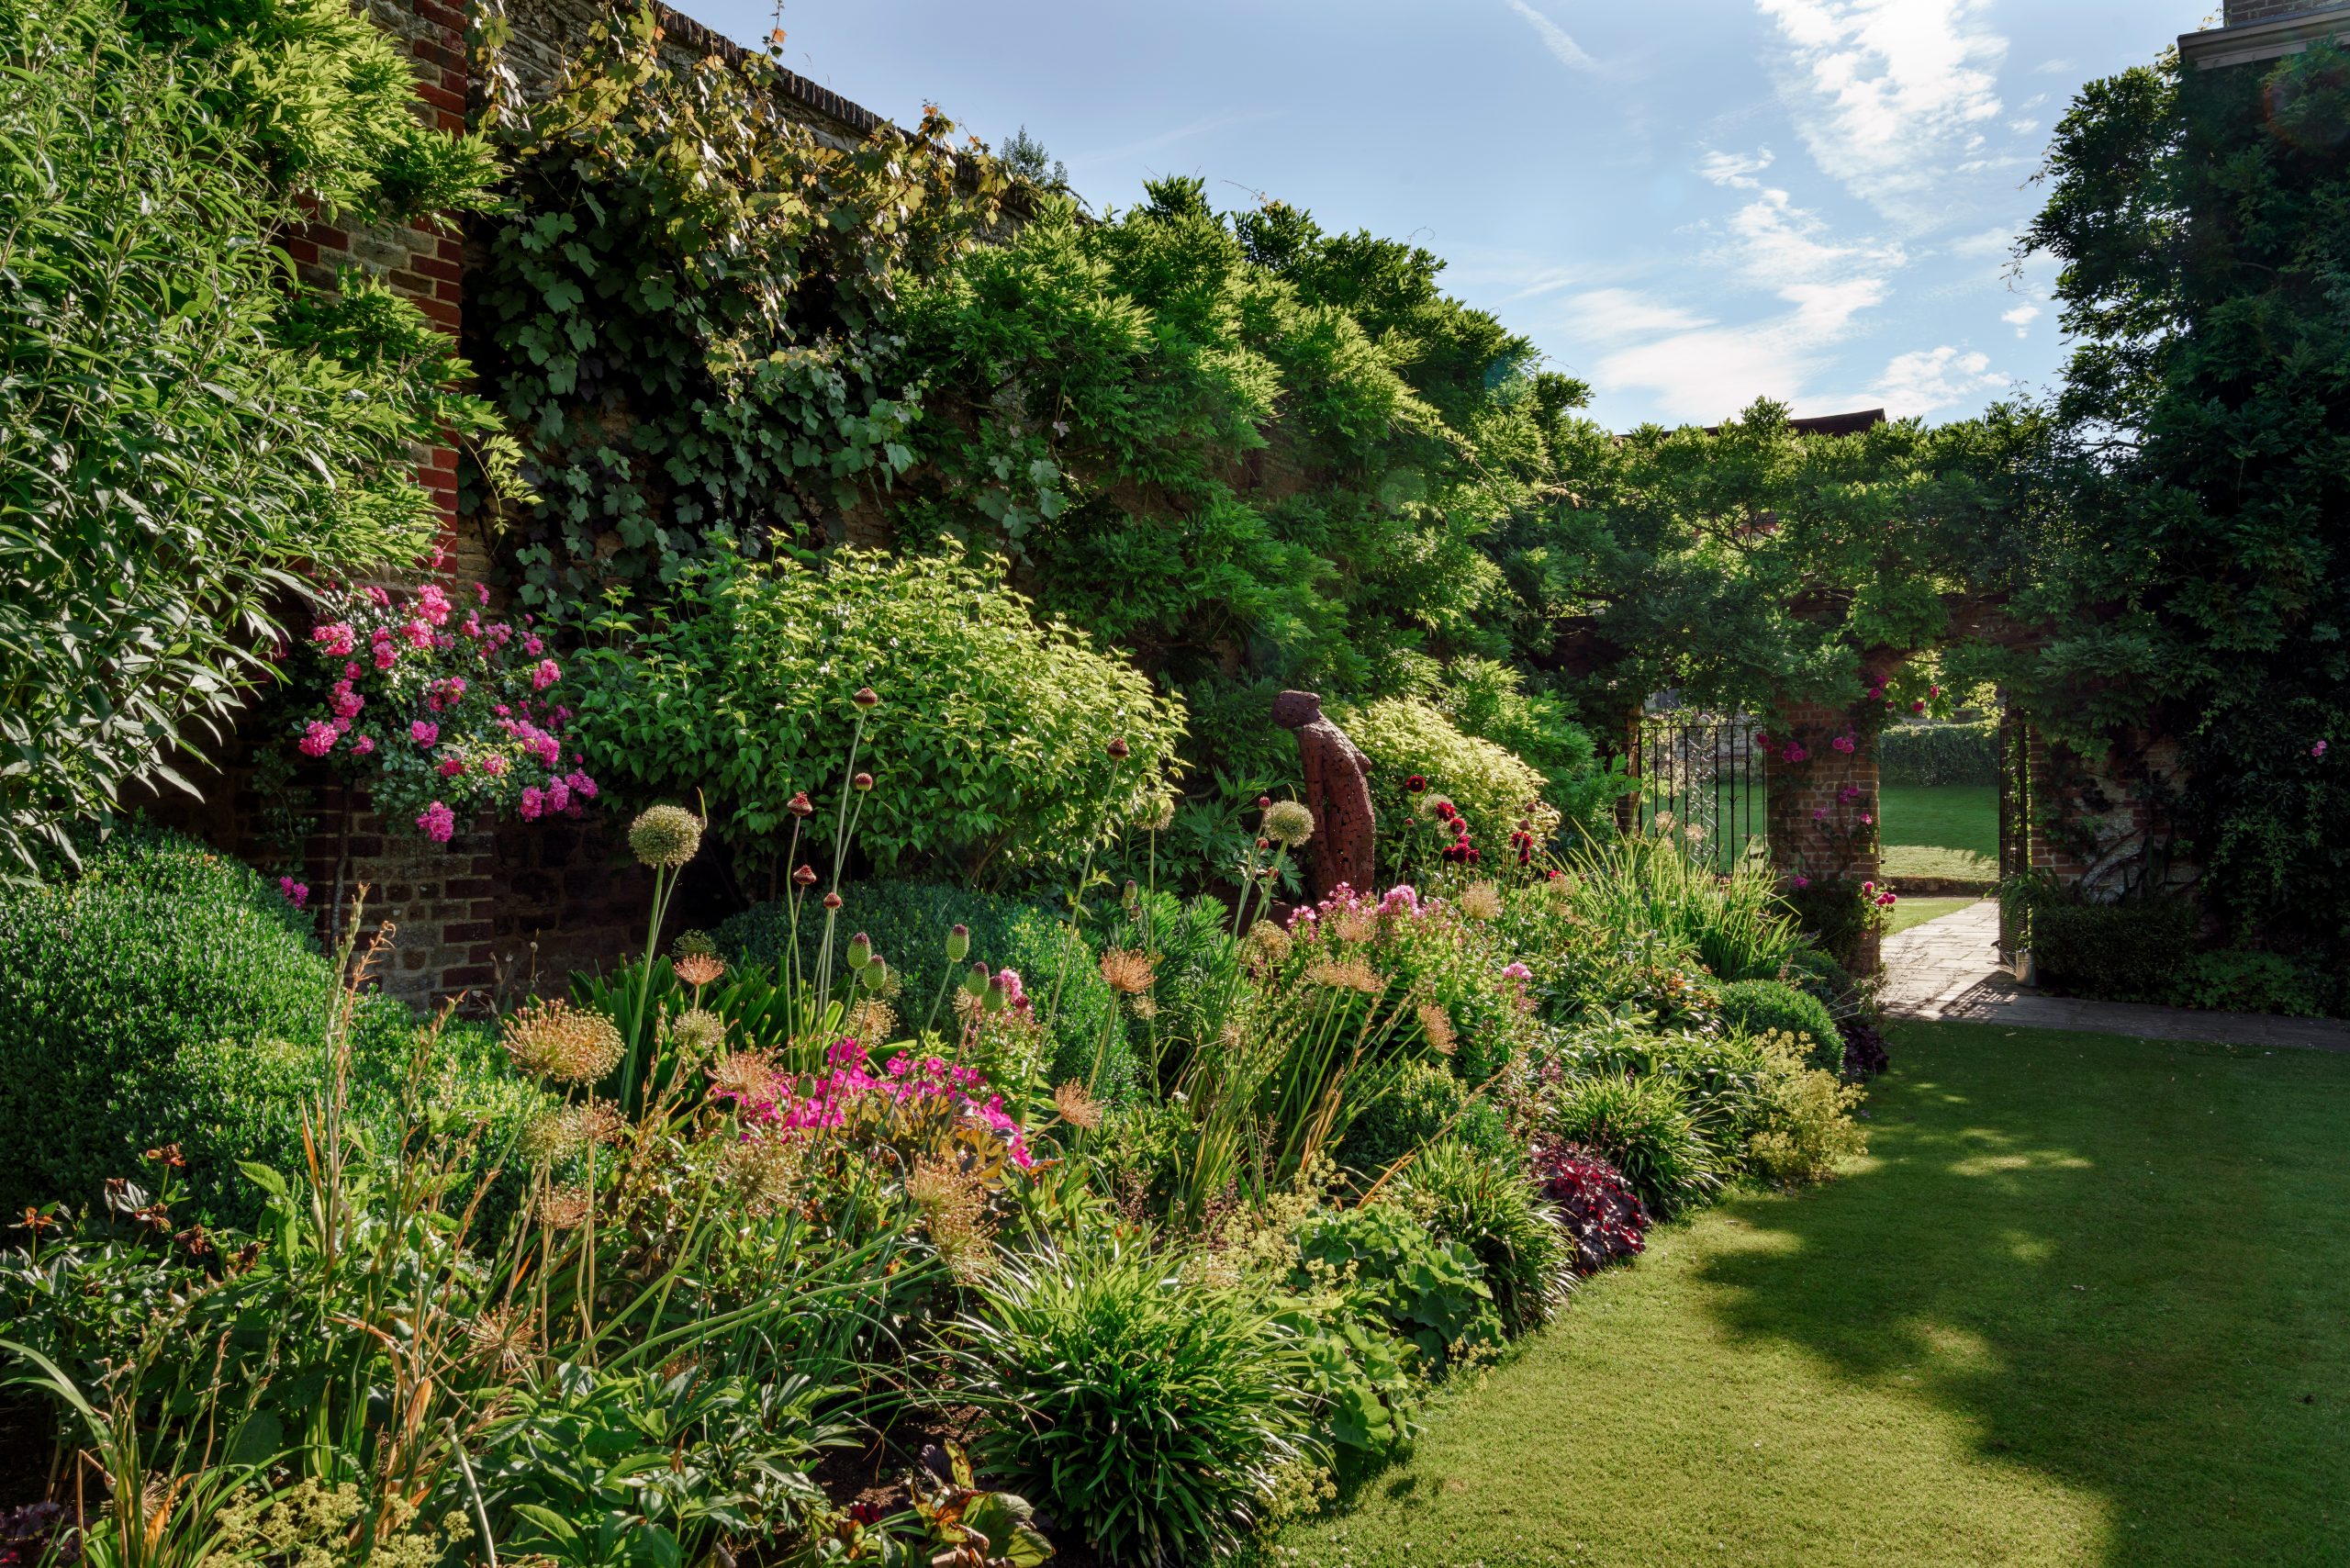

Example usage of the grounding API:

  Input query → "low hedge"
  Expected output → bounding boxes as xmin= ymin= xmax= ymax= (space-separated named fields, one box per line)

xmin=0 ymin=828 xmax=542 ymax=1225
xmin=2016 ymin=888 xmax=2198 ymax=1002
xmin=1877 ymin=720 xmax=1999 ymax=787
xmin=1715 ymin=979 xmax=1842 ymax=1075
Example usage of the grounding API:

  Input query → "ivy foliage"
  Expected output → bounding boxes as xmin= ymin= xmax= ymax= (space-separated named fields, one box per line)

xmin=568 ymin=549 xmax=1186 ymax=884
xmin=2018 ymin=41 xmax=2350 ymax=958
xmin=470 ymin=7 xmax=1006 ymax=607
xmin=0 ymin=0 xmax=513 ymax=875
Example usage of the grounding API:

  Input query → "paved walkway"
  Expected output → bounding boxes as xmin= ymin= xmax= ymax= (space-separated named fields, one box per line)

xmin=1877 ymin=900 xmax=2350 ymax=1051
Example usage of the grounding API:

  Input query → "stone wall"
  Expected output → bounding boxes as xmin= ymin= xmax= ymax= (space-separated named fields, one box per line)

xmin=2222 ymin=0 xmax=2339 ymax=25
xmin=2022 ymin=731 xmax=2196 ymax=901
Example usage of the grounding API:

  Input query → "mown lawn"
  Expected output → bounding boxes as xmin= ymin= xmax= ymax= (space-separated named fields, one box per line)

xmin=1878 ymin=783 xmax=1998 ymax=880
xmin=1884 ymin=894 xmax=1978 ymax=935
xmin=1273 ymin=1023 xmax=2350 ymax=1568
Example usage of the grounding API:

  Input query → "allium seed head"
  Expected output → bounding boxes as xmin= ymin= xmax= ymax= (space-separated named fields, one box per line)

xmin=853 ymin=771 xmax=874 ymax=792
xmin=672 ymin=1007 xmax=726 ymax=1058
xmin=788 ymin=791 xmax=814 ymax=818
xmin=822 ymin=890 xmax=843 ymax=911
xmin=673 ymin=952 xmax=726 ymax=988
xmin=946 ymin=923 xmax=971 ymax=961
xmin=792 ymin=864 xmax=818 ymax=888
xmin=1263 ymin=799 xmax=1315 ymax=848
xmin=853 ymin=686 xmax=879 ymax=708
xmin=1099 ymin=947 xmax=1156 ymax=995
xmin=1054 ymin=1080 xmax=1104 ymax=1131
xmin=628 ymin=804 xmax=703 ymax=869
xmin=1106 ymin=736 xmax=1130 ymax=759
xmin=673 ymin=929 xmax=717 ymax=959
xmin=502 ymin=1000 xmax=627 ymax=1083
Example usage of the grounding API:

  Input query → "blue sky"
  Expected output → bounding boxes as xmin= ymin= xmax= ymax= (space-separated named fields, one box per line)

xmin=688 ymin=0 xmax=2207 ymax=430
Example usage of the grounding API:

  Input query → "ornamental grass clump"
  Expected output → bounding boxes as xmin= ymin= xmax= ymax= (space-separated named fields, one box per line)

xmin=957 ymin=1238 xmax=1324 ymax=1566
xmin=1541 ymin=1072 xmax=1718 ymax=1216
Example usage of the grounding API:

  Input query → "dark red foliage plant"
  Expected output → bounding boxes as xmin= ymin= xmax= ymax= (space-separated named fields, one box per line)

xmin=1528 ymin=1141 xmax=1650 ymax=1274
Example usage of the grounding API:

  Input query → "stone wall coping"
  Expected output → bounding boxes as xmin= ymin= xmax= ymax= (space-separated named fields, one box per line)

xmin=2182 ymin=3 xmax=2350 ymax=69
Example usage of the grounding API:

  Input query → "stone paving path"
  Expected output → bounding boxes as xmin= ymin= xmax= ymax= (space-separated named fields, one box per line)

xmin=1877 ymin=899 xmax=2350 ymax=1051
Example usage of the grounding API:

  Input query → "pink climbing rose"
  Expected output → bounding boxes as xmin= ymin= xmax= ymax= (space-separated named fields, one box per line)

xmin=417 ymin=801 xmax=456 ymax=843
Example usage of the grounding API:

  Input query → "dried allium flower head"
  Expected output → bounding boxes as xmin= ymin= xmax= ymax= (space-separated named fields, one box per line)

xmin=1334 ymin=908 xmax=1377 ymax=946
xmin=535 ymin=1183 xmax=592 ymax=1230
xmin=1053 ymin=1080 xmax=1104 ymax=1131
xmin=1459 ymin=881 xmax=1504 ymax=922
xmin=525 ymin=1099 xmax=625 ymax=1159
xmin=1308 ymin=957 xmax=1384 ymax=995
xmin=673 ymin=952 xmax=726 ymax=988
xmin=628 ymin=804 xmax=704 ymax=869
xmin=1262 ymin=799 xmax=1315 ymax=848
xmin=1105 ymin=736 xmax=1131 ymax=759
xmin=719 ymin=1136 xmax=802 ymax=1215
xmin=672 ymin=929 xmax=718 ymax=959
xmin=1416 ymin=1002 xmax=1458 ymax=1057
xmin=1133 ymin=793 xmax=1177 ymax=833
xmin=1243 ymin=920 xmax=1292 ymax=967
xmin=907 ymin=1157 xmax=992 ymax=1283
xmin=845 ymin=996 xmax=896 ymax=1045
xmin=502 ymin=1001 xmax=626 ymax=1083
xmin=1099 ymin=946 xmax=1156 ymax=995
xmin=672 ymin=1007 xmax=726 ymax=1059
xmin=465 ymin=1306 xmax=538 ymax=1378
xmin=707 ymin=1048 xmax=776 ymax=1103
xmin=1128 ymin=992 xmax=1159 ymax=1021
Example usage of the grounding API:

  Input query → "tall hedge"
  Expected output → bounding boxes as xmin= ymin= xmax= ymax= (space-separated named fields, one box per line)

xmin=1876 ymin=721 xmax=1999 ymax=787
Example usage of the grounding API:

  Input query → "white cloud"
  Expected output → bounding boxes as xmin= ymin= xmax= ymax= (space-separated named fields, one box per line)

xmin=1755 ymin=0 xmax=2009 ymax=224
xmin=1699 ymin=148 xmax=1776 ymax=189
xmin=1067 ymin=108 xmax=1280 ymax=168
xmin=2032 ymin=58 xmax=2074 ymax=75
xmin=1720 ymin=187 xmax=1904 ymax=295
xmin=1501 ymin=0 xmax=1598 ymax=73
xmin=1873 ymin=345 xmax=2008 ymax=415
xmin=2001 ymin=303 xmax=2040 ymax=338
xmin=1947 ymin=226 xmax=2016 ymax=259
xmin=1565 ymin=288 xmax=1716 ymax=342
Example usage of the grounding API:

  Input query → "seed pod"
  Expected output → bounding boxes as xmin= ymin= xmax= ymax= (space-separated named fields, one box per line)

xmin=983 ymin=975 xmax=1009 ymax=1014
xmin=852 ymin=771 xmax=874 ymax=792
xmin=853 ymin=687 xmax=879 ymax=708
xmin=822 ymin=890 xmax=843 ymax=912
xmin=964 ymin=962 xmax=990 ymax=998
xmin=946 ymin=923 xmax=971 ymax=961
xmin=846 ymin=932 xmax=872 ymax=970
xmin=792 ymin=864 xmax=818 ymax=888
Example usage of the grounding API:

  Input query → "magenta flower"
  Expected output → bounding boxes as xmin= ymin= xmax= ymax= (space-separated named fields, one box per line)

xmin=278 ymin=876 xmax=309 ymax=910
xmin=565 ymin=769 xmax=598 ymax=801
xmin=416 ymin=583 xmax=452 ymax=627
xmin=523 ymin=634 xmax=544 ymax=656
xmin=1831 ymin=734 xmax=1856 ymax=755
xmin=417 ymin=801 xmax=456 ymax=843
xmin=519 ymin=786 xmax=544 ymax=821
xmin=297 ymin=720 xmax=337 ymax=757
xmin=310 ymin=622 xmax=354 ymax=656
xmin=2315 ymin=741 xmax=2330 ymax=758
xmin=476 ymin=581 xmax=490 ymax=606
xmin=373 ymin=642 xmax=397 ymax=672
xmin=481 ymin=754 xmax=508 ymax=777
xmin=438 ymin=756 xmax=465 ymax=778
xmin=532 ymin=658 xmax=561 ymax=691
xmin=1792 ymin=874 xmax=1811 ymax=890
xmin=365 ymin=585 xmax=390 ymax=608
xmin=546 ymin=777 xmax=571 ymax=813
xmin=352 ymin=734 xmax=375 ymax=757
xmin=1781 ymin=743 xmax=1808 ymax=763
xmin=409 ymin=720 xmax=439 ymax=747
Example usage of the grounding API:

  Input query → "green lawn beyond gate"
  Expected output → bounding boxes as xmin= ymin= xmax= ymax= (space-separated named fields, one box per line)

xmin=1273 ymin=1022 xmax=2350 ymax=1567
xmin=1878 ymin=784 xmax=1998 ymax=881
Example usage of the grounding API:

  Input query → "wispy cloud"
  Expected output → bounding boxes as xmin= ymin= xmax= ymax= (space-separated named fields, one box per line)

xmin=1755 ymin=0 xmax=2009 ymax=225
xmin=1698 ymin=148 xmax=1776 ymax=189
xmin=1502 ymin=0 xmax=1599 ymax=73
xmin=1067 ymin=108 xmax=1281 ymax=169
xmin=1873 ymin=344 xmax=2008 ymax=415
xmin=2001 ymin=303 xmax=2040 ymax=338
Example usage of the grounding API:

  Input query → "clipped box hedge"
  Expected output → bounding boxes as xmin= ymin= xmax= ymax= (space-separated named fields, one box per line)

xmin=1877 ymin=720 xmax=1999 ymax=787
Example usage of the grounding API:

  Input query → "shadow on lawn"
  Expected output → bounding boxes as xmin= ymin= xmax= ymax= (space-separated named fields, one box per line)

xmin=1693 ymin=1026 xmax=2350 ymax=1567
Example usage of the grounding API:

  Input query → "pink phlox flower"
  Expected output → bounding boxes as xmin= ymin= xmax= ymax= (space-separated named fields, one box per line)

xmin=402 ymin=619 xmax=433 ymax=649
xmin=278 ymin=877 xmax=309 ymax=910
xmin=828 ymin=1037 xmax=868 ymax=1068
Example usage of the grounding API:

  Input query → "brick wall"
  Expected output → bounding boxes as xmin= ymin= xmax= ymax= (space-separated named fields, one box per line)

xmin=2223 ymin=0 xmax=2340 ymax=25
xmin=2022 ymin=731 xmax=2196 ymax=902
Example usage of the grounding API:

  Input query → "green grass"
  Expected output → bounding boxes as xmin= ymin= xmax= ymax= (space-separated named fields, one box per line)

xmin=1879 ymin=783 xmax=1998 ymax=880
xmin=1275 ymin=1023 xmax=2350 ymax=1568
xmin=1884 ymin=894 xmax=1980 ymax=935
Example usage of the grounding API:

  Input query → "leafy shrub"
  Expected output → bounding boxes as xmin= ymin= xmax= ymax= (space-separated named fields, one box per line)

xmin=1541 ymin=1073 xmax=1718 ymax=1216
xmin=958 ymin=1240 xmax=1322 ymax=1565
xmin=571 ymin=550 xmax=1185 ymax=882
xmin=1745 ymin=1036 xmax=1871 ymax=1185
xmin=1550 ymin=1024 xmax=1774 ymax=1151
xmin=1527 ymin=1143 xmax=1650 ymax=1274
xmin=717 ymin=880 xmax=1134 ymax=1103
xmin=1289 ymin=1203 xmax=1502 ymax=1369
xmin=1282 ymin=1311 xmax=1421 ymax=1475
xmin=2167 ymin=949 xmax=2337 ymax=1018
xmin=1430 ymin=658 xmax=1619 ymax=829
xmin=0 ymin=0 xmax=509 ymax=871
xmin=1776 ymin=946 xmax=1854 ymax=1007
xmin=0 ymin=829 xmax=538 ymax=1222
xmin=1782 ymin=878 xmax=1890 ymax=973
xmin=1339 ymin=1059 xmax=1510 ymax=1177
xmin=1716 ymin=979 xmax=1842 ymax=1075
xmin=1876 ymin=719 xmax=1999 ymax=786
xmin=1397 ymin=1139 xmax=1566 ymax=1335
xmin=2015 ymin=886 xmax=2198 ymax=1002
xmin=1340 ymin=697 xmax=1560 ymax=874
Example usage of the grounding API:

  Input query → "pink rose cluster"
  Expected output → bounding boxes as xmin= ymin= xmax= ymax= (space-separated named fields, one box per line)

xmin=295 ymin=578 xmax=595 ymax=846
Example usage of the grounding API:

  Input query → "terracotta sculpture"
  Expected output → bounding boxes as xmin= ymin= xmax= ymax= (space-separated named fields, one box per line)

xmin=1271 ymin=689 xmax=1376 ymax=902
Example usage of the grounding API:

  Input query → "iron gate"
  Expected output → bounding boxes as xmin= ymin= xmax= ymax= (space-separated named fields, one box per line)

xmin=1624 ymin=709 xmax=1768 ymax=871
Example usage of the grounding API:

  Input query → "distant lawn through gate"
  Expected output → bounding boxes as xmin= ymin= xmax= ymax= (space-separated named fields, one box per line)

xmin=1879 ymin=783 xmax=1998 ymax=882
xmin=1275 ymin=1022 xmax=2350 ymax=1567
